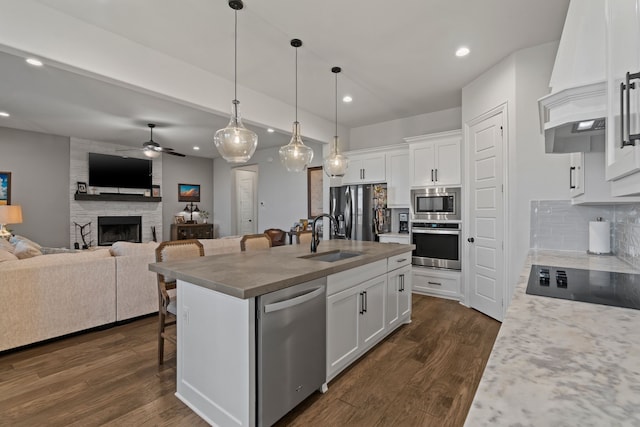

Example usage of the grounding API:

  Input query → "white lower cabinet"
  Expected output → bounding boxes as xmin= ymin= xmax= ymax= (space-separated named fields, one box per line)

xmin=326 ymin=252 xmax=412 ymax=381
xmin=412 ymin=266 xmax=461 ymax=300
xmin=386 ymin=264 xmax=412 ymax=329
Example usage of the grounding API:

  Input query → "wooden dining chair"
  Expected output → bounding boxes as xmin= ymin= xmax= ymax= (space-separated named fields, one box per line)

xmin=296 ymin=230 xmax=313 ymax=245
xmin=241 ymin=233 xmax=272 ymax=251
xmin=264 ymin=228 xmax=287 ymax=247
xmin=155 ymin=239 xmax=204 ymax=364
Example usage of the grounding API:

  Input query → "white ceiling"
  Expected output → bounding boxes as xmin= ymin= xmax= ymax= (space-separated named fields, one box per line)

xmin=0 ymin=0 xmax=569 ymax=158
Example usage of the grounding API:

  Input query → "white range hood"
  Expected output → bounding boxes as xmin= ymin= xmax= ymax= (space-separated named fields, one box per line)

xmin=538 ymin=0 xmax=607 ymax=153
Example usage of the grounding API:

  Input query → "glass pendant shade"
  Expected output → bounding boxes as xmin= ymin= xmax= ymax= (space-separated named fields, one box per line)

xmin=279 ymin=121 xmax=314 ymax=172
xmin=323 ymin=136 xmax=348 ymax=177
xmin=214 ymin=100 xmax=258 ymax=163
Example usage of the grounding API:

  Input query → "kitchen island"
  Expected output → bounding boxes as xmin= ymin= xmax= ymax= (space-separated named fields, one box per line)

xmin=465 ymin=250 xmax=640 ymax=426
xmin=149 ymin=240 xmax=414 ymax=427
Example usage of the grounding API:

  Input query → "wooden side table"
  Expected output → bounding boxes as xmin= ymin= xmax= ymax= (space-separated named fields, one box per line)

xmin=170 ymin=223 xmax=214 ymax=241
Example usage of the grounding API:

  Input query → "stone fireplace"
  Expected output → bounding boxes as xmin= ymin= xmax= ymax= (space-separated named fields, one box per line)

xmin=98 ymin=216 xmax=142 ymax=246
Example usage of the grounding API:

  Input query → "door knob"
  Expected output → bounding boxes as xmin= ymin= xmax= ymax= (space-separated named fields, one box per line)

xmin=467 ymin=237 xmax=475 ymax=243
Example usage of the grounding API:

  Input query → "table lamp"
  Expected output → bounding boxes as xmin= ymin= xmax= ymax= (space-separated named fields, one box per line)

xmin=0 ymin=205 xmax=23 ymax=239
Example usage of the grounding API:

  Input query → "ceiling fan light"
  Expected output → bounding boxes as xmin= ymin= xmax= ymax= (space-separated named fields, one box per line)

xmin=279 ymin=121 xmax=314 ymax=172
xmin=214 ymin=100 xmax=258 ymax=163
xmin=143 ymin=147 xmax=161 ymax=158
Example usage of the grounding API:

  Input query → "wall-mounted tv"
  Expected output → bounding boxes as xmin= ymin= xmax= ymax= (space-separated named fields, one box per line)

xmin=88 ymin=153 xmax=152 ymax=189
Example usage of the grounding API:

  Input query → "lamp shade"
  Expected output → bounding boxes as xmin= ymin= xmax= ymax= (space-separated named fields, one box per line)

xmin=0 ymin=205 xmax=23 ymax=224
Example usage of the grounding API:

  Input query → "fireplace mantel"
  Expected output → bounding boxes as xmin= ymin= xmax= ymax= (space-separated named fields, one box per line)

xmin=74 ymin=194 xmax=161 ymax=202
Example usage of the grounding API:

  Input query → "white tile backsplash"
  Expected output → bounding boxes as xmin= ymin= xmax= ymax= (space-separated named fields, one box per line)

xmin=530 ymin=200 xmax=640 ymax=268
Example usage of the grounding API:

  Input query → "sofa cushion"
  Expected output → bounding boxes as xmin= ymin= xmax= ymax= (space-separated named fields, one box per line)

xmin=13 ymin=240 xmax=43 ymax=259
xmin=110 ymin=241 xmax=159 ymax=257
xmin=0 ymin=248 xmax=18 ymax=262
xmin=0 ymin=248 xmax=112 ymax=270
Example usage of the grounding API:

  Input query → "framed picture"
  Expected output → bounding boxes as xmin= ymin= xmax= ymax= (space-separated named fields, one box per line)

xmin=307 ymin=166 xmax=323 ymax=218
xmin=178 ymin=183 xmax=200 ymax=202
xmin=152 ymin=185 xmax=161 ymax=197
xmin=0 ymin=171 xmax=10 ymax=205
xmin=77 ymin=181 xmax=87 ymax=194
xmin=174 ymin=215 xmax=186 ymax=224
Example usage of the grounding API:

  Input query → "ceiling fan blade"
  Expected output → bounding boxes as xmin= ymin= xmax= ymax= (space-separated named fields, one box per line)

xmin=166 ymin=151 xmax=186 ymax=157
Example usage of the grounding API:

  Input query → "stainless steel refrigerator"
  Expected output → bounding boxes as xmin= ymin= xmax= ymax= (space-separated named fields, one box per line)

xmin=330 ymin=183 xmax=390 ymax=241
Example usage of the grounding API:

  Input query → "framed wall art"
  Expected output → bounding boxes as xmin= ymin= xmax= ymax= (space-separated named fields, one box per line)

xmin=178 ymin=183 xmax=200 ymax=202
xmin=0 ymin=171 xmax=11 ymax=205
xmin=307 ymin=166 xmax=323 ymax=218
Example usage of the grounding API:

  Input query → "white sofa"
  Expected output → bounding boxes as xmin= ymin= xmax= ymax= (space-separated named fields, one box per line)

xmin=0 ymin=237 xmax=242 ymax=352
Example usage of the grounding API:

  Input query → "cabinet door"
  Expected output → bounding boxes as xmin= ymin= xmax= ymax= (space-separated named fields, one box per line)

xmin=606 ymin=0 xmax=640 ymax=180
xmin=398 ymin=265 xmax=412 ymax=319
xmin=386 ymin=150 xmax=410 ymax=207
xmin=342 ymin=158 xmax=363 ymax=185
xmin=361 ymin=154 xmax=386 ymax=183
xmin=327 ymin=286 xmax=361 ymax=377
xmin=360 ymin=276 xmax=387 ymax=347
xmin=386 ymin=270 xmax=400 ymax=328
xmin=569 ymin=153 xmax=585 ymax=198
xmin=434 ymin=139 xmax=461 ymax=186
xmin=411 ymin=143 xmax=436 ymax=187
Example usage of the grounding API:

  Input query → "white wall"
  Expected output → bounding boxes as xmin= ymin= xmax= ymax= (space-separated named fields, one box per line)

xmin=0 ymin=127 xmax=70 ymax=247
xmin=349 ymin=107 xmax=462 ymax=150
xmin=213 ymin=141 xmax=324 ymax=237
xmin=462 ymin=41 xmax=568 ymax=305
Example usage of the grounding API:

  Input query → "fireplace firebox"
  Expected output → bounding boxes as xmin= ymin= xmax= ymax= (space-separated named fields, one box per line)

xmin=98 ymin=216 xmax=142 ymax=246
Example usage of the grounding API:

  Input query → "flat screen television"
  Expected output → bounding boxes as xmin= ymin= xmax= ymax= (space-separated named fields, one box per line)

xmin=88 ymin=153 xmax=152 ymax=189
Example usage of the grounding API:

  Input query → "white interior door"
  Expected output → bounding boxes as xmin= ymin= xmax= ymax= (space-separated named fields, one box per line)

xmin=235 ymin=169 xmax=257 ymax=235
xmin=467 ymin=110 xmax=504 ymax=321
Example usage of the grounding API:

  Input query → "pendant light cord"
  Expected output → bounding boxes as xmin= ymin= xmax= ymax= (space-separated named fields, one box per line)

xmin=335 ymin=72 xmax=338 ymax=137
xmin=295 ymin=46 xmax=298 ymax=123
xmin=234 ymin=9 xmax=238 ymax=105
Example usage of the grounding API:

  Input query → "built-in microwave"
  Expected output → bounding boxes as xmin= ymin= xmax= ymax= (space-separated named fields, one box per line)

xmin=410 ymin=187 xmax=460 ymax=221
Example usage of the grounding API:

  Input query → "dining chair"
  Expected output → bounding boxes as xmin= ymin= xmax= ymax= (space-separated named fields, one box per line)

xmin=296 ymin=230 xmax=313 ymax=245
xmin=155 ymin=239 xmax=204 ymax=364
xmin=264 ymin=228 xmax=287 ymax=247
xmin=241 ymin=233 xmax=272 ymax=251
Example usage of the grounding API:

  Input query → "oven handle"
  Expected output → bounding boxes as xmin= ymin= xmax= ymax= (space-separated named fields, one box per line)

xmin=411 ymin=229 xmax=460 ymax=235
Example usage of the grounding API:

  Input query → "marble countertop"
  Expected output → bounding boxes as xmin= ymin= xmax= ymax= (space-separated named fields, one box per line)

xmin=465 ymin=250 xmax=640 ymax=427
xmin=149 ymin=240 xmax=414 ymax=299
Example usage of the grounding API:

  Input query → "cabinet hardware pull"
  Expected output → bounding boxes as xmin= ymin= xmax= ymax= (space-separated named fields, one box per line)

xmin=435 ymin=168 xmax=438 ymax=182
xmin=569 ymin=166 xmax=576 ymax=189
xmin=428 ymin=281 xmax=442 ymax=286
xmin=621 ymin=71 xmax=640 ymax=148
xmin=399 ymin=274 xmax=404 ymax=292
xmin=431 ymin=169 xmax=434 ymax=182
xmin=363 ymin=290 xmax=367 ymax=313
xmin=359 ymin=292 xmax=364 ymax=315
xmin=397 ymin=258 xmax=406 ymax=263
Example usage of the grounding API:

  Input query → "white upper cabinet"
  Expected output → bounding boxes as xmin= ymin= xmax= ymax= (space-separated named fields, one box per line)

xmin=385 ymin=149 xmax=410 ymax=207
xmin=405 ymin=130 xmax=462 ymax=187
xmin=606 ymin=0 xmax=640 ymax=189
xmin=342 ymin=152 xmax=386 ymax=185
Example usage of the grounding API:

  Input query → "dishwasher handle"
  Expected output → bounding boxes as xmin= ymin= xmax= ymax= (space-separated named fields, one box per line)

xmin=264 ymin=287 xmax=325 ymax=313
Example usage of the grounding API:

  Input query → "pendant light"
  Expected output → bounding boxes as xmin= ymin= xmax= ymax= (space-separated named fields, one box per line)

xmin=323 ymin=67 xmax=349 ymax=177
xmin=279 ymin=39 xmax=314 ymax=172
xmin=213 ymin=0 xmax=257 ymax=164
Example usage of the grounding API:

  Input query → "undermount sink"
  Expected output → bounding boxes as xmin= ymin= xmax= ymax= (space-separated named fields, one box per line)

xmin=299 ymin=250 xmax=362 ymax=263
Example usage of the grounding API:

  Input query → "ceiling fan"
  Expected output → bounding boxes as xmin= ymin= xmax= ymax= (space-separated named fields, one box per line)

xmin=120 ymin=123 xmax=186 ymax=158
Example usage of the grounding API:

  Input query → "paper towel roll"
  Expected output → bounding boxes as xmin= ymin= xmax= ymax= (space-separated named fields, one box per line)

xmin=589 ymin=221 xmax=610 ymax=254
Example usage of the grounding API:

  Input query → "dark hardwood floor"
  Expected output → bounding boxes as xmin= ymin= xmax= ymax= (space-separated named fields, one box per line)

xmin=0 ymin=295 xmax=500 ymax=426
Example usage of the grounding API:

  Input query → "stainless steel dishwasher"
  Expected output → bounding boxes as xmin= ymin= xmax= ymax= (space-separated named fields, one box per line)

xmin=256 ymin=277 xmax=327 ymax=427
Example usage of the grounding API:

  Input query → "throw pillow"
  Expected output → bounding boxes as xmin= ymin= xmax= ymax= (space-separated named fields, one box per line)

xmin=13 ymin=240 xmax=43 ymax=259
xmin=0 ymin=248 xmax=18 ymax=262
xmin=10 ymin=234 xmax=42 ymax=250
xmin=0 ymin=238 xmax=14 ymax=253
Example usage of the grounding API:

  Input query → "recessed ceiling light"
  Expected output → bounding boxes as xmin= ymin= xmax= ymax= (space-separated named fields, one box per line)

xmin=26 ymin=58 xmax=43 ymax=67
xmin=267 ymin=128 xmax=275 ymax=133
xmin=456 ymin=47 xmax=470 ymax=57
xmin=193 ymin=146 xmax=200 ymax=151
xmin=342 ymin=95 xmax=353 ymax=103
xmin=0 ymin=112 xmax=9 ymax=117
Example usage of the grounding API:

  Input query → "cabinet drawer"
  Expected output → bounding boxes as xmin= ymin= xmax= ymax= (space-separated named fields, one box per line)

xmin=387 ymin=252 xmax=411 ymax=271
xmin=412 ymin=267 xmax=460 ymax=298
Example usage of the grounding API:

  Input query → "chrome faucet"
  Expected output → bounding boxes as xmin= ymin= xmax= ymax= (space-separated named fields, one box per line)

xmin=311 ymin=214 xmax=338 ymax=253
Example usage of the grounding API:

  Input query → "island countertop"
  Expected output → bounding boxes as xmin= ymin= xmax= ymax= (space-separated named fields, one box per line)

xmin=149 ymin=240 xmax=414 ymax=299
xmin=464 ymin=250 xmax=640 ymax=426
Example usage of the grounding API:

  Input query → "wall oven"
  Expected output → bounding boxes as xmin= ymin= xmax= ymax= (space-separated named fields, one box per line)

xmin=411 ymin=222 xmax=461 ymax=270
xmin=410 ymin=187 xmax=460 ymax=221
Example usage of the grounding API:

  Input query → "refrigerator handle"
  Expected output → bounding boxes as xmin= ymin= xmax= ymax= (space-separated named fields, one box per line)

xmin=344 ymin=187 xmax=352 ymax=239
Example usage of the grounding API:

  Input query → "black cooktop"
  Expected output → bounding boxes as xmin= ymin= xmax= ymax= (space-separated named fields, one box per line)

xmin=526 ymin=264 xmax=640 ymax=310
